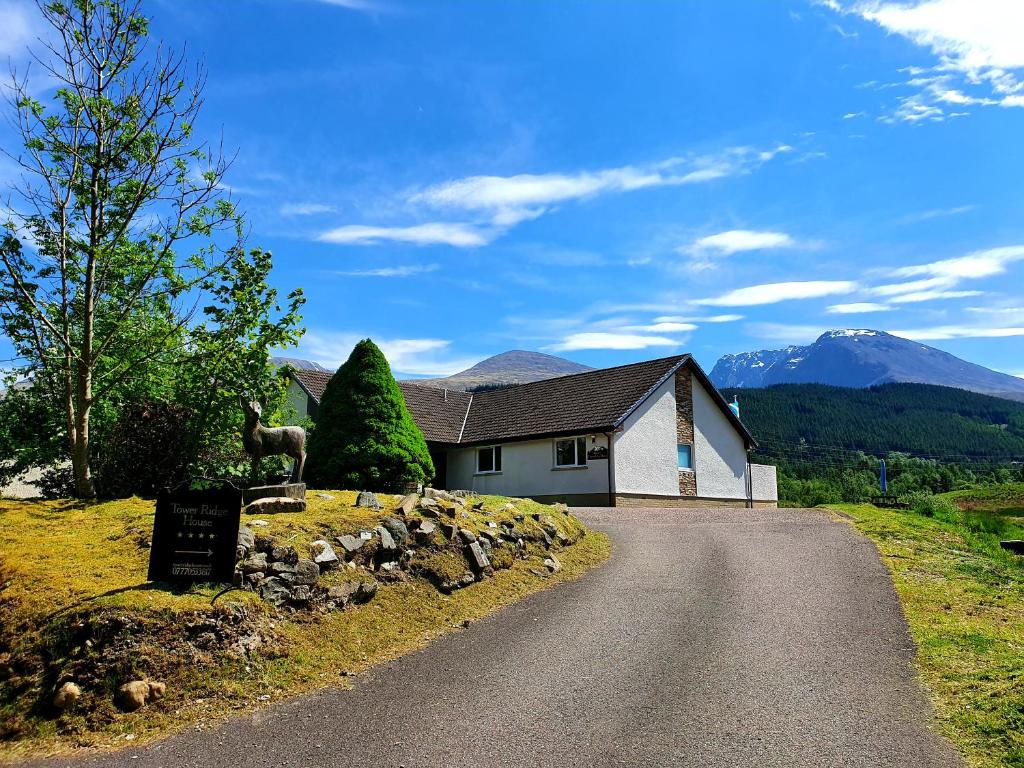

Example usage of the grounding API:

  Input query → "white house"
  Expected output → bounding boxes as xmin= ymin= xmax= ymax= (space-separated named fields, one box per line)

xmin=286 ymin=354 xmax=777 ymax=508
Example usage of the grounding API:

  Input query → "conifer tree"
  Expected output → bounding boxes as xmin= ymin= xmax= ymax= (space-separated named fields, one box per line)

xmin=305 ymin=339 xmax=434 ymax=490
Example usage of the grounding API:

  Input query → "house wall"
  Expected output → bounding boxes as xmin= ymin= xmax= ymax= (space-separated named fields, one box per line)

xmin=285 ymin=379 xmax=310 ymax=421
xmin=612 ymin=376 xmax=679 ymax=496
xmin=692 ymin=377 xmax=750 ymax=500
xmin=445 ymin=434 xmax=610 ymax=500
xmin=750 ymin=463 xmax=778 ymax=502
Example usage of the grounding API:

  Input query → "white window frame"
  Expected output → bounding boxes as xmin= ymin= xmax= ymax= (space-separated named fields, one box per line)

xmin=476 ymin=445 xmax=502 ymax=475
xmin=553 ymin=436 xmax=588 ymax=469
xmin=677 ymin=442 xmax=694 ymax=472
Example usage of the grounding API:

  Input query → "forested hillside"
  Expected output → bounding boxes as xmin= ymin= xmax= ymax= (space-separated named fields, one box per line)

xmin=723 ymin=382 xmax=1024 ymax=463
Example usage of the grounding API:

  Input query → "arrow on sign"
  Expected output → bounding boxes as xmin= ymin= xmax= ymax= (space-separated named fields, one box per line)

xmin=175 ymin=549 xmax=214 ymax=557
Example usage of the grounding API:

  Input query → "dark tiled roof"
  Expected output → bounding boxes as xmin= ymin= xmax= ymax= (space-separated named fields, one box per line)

xmin=289 ymin=368 xmax=333 ymax=402
xmin=289 ymin=355 xmax=755 ymax=448
xmin=461 ymin=355 xmax=689 ymax=444
xmin=397 ymin=383 xmax=472 ymax=444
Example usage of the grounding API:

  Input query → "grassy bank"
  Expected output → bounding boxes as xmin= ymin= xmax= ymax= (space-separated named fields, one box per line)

xmin=0 ymin=492 xmax=609 ymax=761
xmin=829 ymin=490 xmax=1024 ymax=768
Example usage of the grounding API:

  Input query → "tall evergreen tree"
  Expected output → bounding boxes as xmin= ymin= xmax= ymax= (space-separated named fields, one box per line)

xmin=305 ymin=339 xmax=434 ymax=491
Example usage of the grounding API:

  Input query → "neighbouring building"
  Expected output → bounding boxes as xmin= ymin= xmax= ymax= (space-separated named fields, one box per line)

xmin=285 ymin=354 xmax=778 ymax=508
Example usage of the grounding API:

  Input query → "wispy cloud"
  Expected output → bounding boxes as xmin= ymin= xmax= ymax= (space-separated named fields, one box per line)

xmin=299 ymin=332 xmax=481 ymax=376
xmin=828 ymin=0 xmax=1024 ymax=121
xmin=682 ymin=229 xmax=801 ymax=270
xmin=338 ymin=263 xmax=439 ymax=278
xmin=304 ymin=0 xmax=386 ymax=12
xmin=544 ymin=332 xmax=683 ymax=352
xmin=695 ymin=280 xmax=859 ymax=307
xmin=281 ymin=202 xmax=335 ymax=216
xmin=317 ymin=223 xmax=489 ymax=247
xmin=827 ymin=302 xmax=893 ymax=313
xmin=897 ymin=204 xmax=976 ymax=223
xmin=890 ymin=325 xmax=1024 ymax=340
xmin=868 ymin=245 xmax=1024 ymax=302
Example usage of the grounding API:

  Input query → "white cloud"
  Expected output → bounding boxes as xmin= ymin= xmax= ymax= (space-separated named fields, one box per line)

xmin=685 ymin=229 xmax=797 ymax=256
xmin=410 ymin=145 xmax=793 ymax=228
xmin=306 ymin=0 xmax=383 ymax=11
xmin=544 ymin=332 xmax=682 ymax=352
xmin=887 ymin=289 xmax=983 ymax=303
xmin=317 ymin=222 xmax=489 ymax=247
xmin=652 ymin=314 xmax=744 ymax=324
xmin=622 ymin=322 xmax=699 ymax=333
xmin=695 ymin=280 xmax=859 ymax=307
xmin=299 ymin=332 xmax=481 ymax=376
xmin=889 ymin=325 xmax=1024 ymax=340
xmin=280 ymin=202 xmax=334 ymax=216
xmin=832 ymin=0 xmax=1024 ymax=119
xmin=869 ymin=245 xmax=1024 ymax=301
xmin=338 ymin=263 xmax=439 ymax=278
xmin=898 ymin=204 xmax=976 ymax=222
xmin=827 ymin=302 xmax=893 ymax=313
xmin=745 ymin=322 xmax=827 ymax=345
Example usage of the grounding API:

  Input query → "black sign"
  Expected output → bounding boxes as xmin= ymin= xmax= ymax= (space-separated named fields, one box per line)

xmin=148 ymin=486 xmax=242 ymax=584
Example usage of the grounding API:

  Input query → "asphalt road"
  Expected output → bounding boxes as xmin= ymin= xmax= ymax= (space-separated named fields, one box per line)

xmin=35 ymin=507 xmax=962 ymax=768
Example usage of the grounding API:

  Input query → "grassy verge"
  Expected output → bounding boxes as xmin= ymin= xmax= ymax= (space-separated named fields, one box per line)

xmin=0 ymin=492 xmax=609 ymax=761
xmin=828 ymin=496 xmax=1023 ymax=768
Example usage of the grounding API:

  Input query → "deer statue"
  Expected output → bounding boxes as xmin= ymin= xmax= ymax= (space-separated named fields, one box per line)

xmin=239 ymin=395 xmax=306 ymax=484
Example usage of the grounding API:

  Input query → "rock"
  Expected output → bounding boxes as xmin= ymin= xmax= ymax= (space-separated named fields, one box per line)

xmin=315 ymin=492 xmax=335 ymax=500
xmin=115 ymin=680 xmax=165 ymax=712
xmin=310 ymin=539 xmax=340 ymax=568
xmin=244 ymin=572 xmax=266 ymax=589
xmin=269 ymin=561 xmax=296 ymax=577
xmin=270 ymin=545 xmax=299 ymax=564
xmin=356 ymin=491 xmax=382 ymax=509
xmin=424 ymin=487 xmax=453 ymax=501
xmin=358 ymin=579 xmax=379 ymax=601
xmin=237 ymin=526 xmax=255 ymax=551
xmin=291 ymin=559 xmax=320 ymax=586
xmin=254 ymin=534 xmax=274 ymax=552
xmin=415 ymin=520 xmax=437 ymax=541
xmin=418 ymin=505 xmax=440 ymax=519
xmin=478 ymin=537 xmax=493 ymax=558
xmin=466 ymin=541 xmax=491 ymax=572
xmin=336 ymin=534 xmax=365 ymax=554
xmin=382 ymin=517 xmax=409 ymax=546
xmin=440 ymin=522 xmax=459 ymax=539
xmin=543 ymin=555 xmax=562 ymax=573
xmin=514 ymin=512 xmax=525 ymax=522
xmin=499 ymin=503 xmax=516 ymax=513
xmin=258 ymin=576 xmax=292 ymax=606
xmin=243 ymin=482 xmax=306 ymax=504
xmin=53 ymin=681 xmax=81 ymax=710
xmin=458 ymin=527 xmax=477 ymax=543
xmin=397 ymin=494 xmax=419 ymax=515
xmin=239 ymin=553 xmax=268 ymax=574
xmin=235 ymin=545 xmax=247 ymax=562
xmin=479 ymin=528 xmax=499 ymax=544
xmin=290 ymin=584 xmax=313 ymax=604
xmin=245 ymin=496 xmax=306 ymax=514
xmin=250 ymin=519 xmax=270 ymax=527
xmin=374 ymin=525 xmax=397 ymax=552
xmin=327 ymin=583 xmax=360 ymax=605
xmin=473 ymin=500 xmax=486 ymax=511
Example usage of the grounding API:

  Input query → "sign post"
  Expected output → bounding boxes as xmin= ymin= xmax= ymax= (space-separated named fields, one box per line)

xmin=147 ymin=485 xmax=243 ymax=584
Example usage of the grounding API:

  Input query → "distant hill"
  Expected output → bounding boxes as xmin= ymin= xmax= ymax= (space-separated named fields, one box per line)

xmin=724 ymin=382 xmax=1024 ymax=464
xmin=271 ymin=356 xmax=330 ymax=372
xmin=711 ymin=329 xmax=1024 ymax=402
xmin=412 ymin=350 xmax=593 ymax=391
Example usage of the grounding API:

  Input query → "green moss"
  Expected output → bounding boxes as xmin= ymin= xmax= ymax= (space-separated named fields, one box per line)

xmin=0 ymin=492 xmax=609 ymax=759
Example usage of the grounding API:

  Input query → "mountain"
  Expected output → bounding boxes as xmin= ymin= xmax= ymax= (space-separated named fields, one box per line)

xmin=711 ymin=329 xmax=1024 ymax=402
xmin=411 ymin=350 xmax=594 ymax=391
xmin=271 ymin=356 xmax=330 ymax=372
xmin=722 ymin=382 xmax=1024 ymax=464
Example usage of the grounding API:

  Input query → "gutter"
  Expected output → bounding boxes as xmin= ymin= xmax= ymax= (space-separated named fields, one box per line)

xmin=605 ymin=431 xmax=616 ymax=508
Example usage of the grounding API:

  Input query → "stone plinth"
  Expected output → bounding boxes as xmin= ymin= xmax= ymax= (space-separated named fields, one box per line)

xmin=243 ymin=482 xmax=306 ymax=505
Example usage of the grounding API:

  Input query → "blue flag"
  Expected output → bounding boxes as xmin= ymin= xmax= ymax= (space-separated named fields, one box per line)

xmin=880 ymin=458 xmax=888 ymax=495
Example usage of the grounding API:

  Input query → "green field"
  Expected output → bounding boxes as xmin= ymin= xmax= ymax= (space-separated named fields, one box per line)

xmin=829 ymin=485 xmax=1024 ymax=768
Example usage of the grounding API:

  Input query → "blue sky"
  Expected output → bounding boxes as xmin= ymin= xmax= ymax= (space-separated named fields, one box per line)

xmin=2 ymin=0 xmax=1024 ymax=378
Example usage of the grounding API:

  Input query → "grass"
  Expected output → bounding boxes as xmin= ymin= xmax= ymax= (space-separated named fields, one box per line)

xmin=828 ymin=491 xmax=1024 ymax=768
xmin=0 ymin=491 xmax=609 ymax=761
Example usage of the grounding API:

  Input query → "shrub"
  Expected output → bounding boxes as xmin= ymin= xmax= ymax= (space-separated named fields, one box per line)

xmin=94 ymin=401 xmax=195 ymax=498
xmin=909 ymin=492 xmax=959 ymax=520
xmin=305 ymin=339 xmax=434 ymax=491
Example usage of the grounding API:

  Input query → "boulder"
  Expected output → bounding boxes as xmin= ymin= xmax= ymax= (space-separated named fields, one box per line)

xmin=328 ymin=579 xmax=379 ymax=606
xmin=270 ymin=545 xmax=299 ymax=564
xmin=239 ymin=552 xmax=268 ymax=574
xmin=290 ymin=559 xmax=320 ymax=586
xmin=382 ymin=517 xmax=409 ymax=546
xmin=244 ymin=572 xmax=266 ymax=589
xmin=246 ymin=496 xmax=306 ymax=515
xmin=336 ymin=534 xmax=365 ymax=554
xmin=374 ymin=525 xmax=397 ymax=552
xmin=418 ymin=504 xmax=440 ymax=519
xmin=415 ymin=520 xmax=437 ymax=541
xmin=237 ymin=526 xmax=255 ymax=551
xmin=543 ymin=554 xmax=562 ymax=573
xmin=356 ymin=491 xmax=382 ymax=509
xmin=254 ymin=534 xmax=274 ymax=553
xmin=424 ymin=487 xmax=453 ymax=501
xmin=397 ymin=494 xmax=419 ymax=516
xmin=479 ymin=529 xmax=499 ymax=544
xmin=53 ymin=681 xmax=81 ymax=710
xmin=243 ymin=482 xmax=306 ymax=504
xmin=258 ymin=576 xmax=292 ymax=606
xmin=458 ymin=527 xmax=477 ymax=544
xmin=269 ymin=561 xmax=296 ymax=577
xmin=440 ymin=522 xmax=459 ymax=539
xmin=289 ymin=584 xmax=313 ymax=604
xmin=466 ymin=541 xmax=491 ymax=572
xmin=115 ymin=680 xmax=165 ymax=712
xmin=310 ymin=540 xmax=339 ymax=568
xmin=478 ymin=536 xmax=493 ymax=558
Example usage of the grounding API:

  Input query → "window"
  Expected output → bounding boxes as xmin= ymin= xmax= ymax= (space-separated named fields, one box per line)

xmin=554 ymin=437 xmax=587 ymax=468
xmin=678 ymin=443 xmax=693 ymax=470
xmin=477 ymin=445 xmax=502 ymax=474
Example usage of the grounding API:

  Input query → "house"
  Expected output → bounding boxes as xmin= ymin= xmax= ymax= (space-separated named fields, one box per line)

xmin=285 ymin=354 xmax=778 ymax=508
